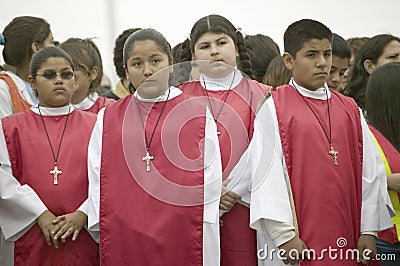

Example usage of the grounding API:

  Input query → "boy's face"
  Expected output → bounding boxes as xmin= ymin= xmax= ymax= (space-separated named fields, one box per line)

xmin=283 ymin=38 xmax=332 ymax=91
xmin=327 ymin=55 xmax=349 ymax=90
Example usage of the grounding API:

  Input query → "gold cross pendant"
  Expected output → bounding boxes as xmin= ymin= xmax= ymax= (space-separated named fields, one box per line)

xmin=328 ymin=144 xmax=339 ymax=166
xmin=50 ymin=164 xmax=62 ymax=185
xmin=142 ymin=151 xmax=154 ymax=172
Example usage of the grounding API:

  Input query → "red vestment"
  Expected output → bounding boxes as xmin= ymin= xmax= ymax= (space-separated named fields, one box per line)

xmin=100 ymin=94 xmax=207 ymax=265
xmin=273 ymin=85 xmax=363 ymax=265
xmin=84 ymin=96 xmax=115 ymax=114
xmin=181 ymin=77 xmax=268 ymax=265
xmin=1 ymin=109 xmax=99 ymax=266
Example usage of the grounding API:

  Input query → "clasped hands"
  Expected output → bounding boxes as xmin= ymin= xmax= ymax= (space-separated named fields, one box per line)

xmin=37 ymin=210 xmax=87 ymax=248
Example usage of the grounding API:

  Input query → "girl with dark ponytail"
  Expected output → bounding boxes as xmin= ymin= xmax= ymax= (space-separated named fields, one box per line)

xmin=179 ymin=14 xmax=270 ymax=266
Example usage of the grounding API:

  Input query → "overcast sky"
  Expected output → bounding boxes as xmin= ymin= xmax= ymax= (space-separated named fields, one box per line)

xmin=2 ymin=0 xmax=399 ymax=85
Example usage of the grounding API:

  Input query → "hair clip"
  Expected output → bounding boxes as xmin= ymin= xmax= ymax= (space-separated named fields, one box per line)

xmin=235 ymin=27 xmax=242 ymax=33
xmin=0 ymin=33 xmax=5 ymax=45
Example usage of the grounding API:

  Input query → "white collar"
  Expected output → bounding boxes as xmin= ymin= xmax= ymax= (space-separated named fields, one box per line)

xmin=31 ymin=104 xmax=75 ymax=116
xmin=73 ymin=92 xmax=99 ymax=110
xmin=290 ymin=78 xmax=331 ymax=100
xmin=199 ymin=69 xmax=243 ymax=91
xmin=134 ymin=86 xmax=183 ymax=102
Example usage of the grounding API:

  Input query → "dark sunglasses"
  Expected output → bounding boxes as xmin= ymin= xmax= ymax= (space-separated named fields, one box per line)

xmin=34 ymin=70 xmax=74 ymax=80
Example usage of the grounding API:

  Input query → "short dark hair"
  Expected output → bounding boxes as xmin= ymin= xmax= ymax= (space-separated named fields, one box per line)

xmin=284 ymin=19 xmax=332 ymax=58
xmin=332 ymin=33 xmax=351 ymax=59
xmin=30 ymin=46 xmax=73 ymax=77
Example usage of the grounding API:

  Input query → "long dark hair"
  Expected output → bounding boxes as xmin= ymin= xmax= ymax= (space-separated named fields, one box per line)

xmin=347 ymin=34 xmax=400 ymax=109
xmin=365 ymin=62 xmax=400 ymax=152
xmin=2 ymin=16 xmax=51 ymax=66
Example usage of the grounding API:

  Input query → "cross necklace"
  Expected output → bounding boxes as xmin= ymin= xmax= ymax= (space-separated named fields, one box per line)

xmin=292 ymin=81 xmax=338 ymax=166
xmin=38 ymin=105 xmax=71 ymax=184
xmin=202 ymin=70 xmax=236 ymax=136
xmin=135 ymin=89 xmax=171 ymax=172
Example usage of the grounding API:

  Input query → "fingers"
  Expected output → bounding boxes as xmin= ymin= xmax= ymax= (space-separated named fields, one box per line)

xmin=222 ymin=179 xmax=231 ymax=187
xmin=224 ymin=190 xmax=241 ymax=200
xmin=52 ymin=215 xmax=66 ymax=224
xmin=219 ymin=199 xmax=235 ymax=211
xmin=60 ymin=228 xmax=74 ymax=243
xmin=53 ymin=222 xmax=72 ymax=241
xmin=51 ymin=231 xmax=59 ymax=248
xmin=51 ymin=220 xmax=67 ymax=236
xmin=71 ymin=229 xmax=80 ymax=241
xmin=358 ymin=249 xmax=373 ymax=265
xmin=44 ymin=229 xmax=52 ymax=246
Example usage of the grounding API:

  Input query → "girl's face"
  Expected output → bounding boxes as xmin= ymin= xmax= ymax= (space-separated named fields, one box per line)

xmin=375 ymin=40 xmax=400 ymax=67
xmin=71 ymin=63 xmax=97 ymax=104
xmin=39 ymin=32 xmax=55 ymax=49
xmin=30 ymin=57 xmax=75 ymax=107
xmin=192 ymin=32 xmax=238 ymax=67
xmin=125 ymin=40 xmax=171 ymax=99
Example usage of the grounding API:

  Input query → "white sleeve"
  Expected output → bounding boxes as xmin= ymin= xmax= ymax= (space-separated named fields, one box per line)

xmin=86 ymin=108 xmax=105 ymax=236
xmin=203 ymin=107 xmax=222 ymax=224
xmin=227 ymin=139 xmax=252 ymax=205
xmin=203 ymin=107 xmax=222 ymax=266
xmin=77 ymin=199 xmax=88 ymax=214
xmin=249 ymin=98 xmax=295 ymax=245
xmin=0 ymin=80 xmax=14 ymax=119
xmin=360 ymin=109 xmax=393 ymax=232
xmin=0 ymin=121 xmax=47 ymax=241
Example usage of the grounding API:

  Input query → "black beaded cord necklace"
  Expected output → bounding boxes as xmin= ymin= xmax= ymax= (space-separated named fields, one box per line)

xmin=202 ymin=70 xmax=236 ymax=136
xmin=38 ymin=105 xmax=72 ymax=184
xmin=291 ymin=81 xmax=339 ymax=166
xmin=134 ymin=88 xmax=171 ymax=172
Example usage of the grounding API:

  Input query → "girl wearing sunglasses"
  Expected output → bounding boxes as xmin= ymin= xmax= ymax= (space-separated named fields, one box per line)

xmin=59 ymin=38 xmax=115 ymax=114
xmin=0 ymin=46 xmax=99 ymax=265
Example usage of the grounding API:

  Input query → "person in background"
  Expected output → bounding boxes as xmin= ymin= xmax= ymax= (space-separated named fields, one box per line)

xmin=346 ymin=34 xmax=400 ymax=111
xmin=245 ymin=34 xmax=280 ymax=82
xmin=327 ymin=33 xmax=351 ymax=93
xmin=98 ymin=73 xmax=112 ymax=95
xmin=262 ymin=55 xmax=291 ymax=88
xmin=0 ymin=16 xmax=54 ymax=118
xmin=59 ymin=38 xmax=114 ymax=114
xmin=342 ymin=36 xmax=369 ymax=93
xmin=102 ymin=28 xmax=142 ymax=100
xmin=365 ymin=62 xmax=400 ymax=265
xmin=0 ymin=46 xmax=99 ymax=265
